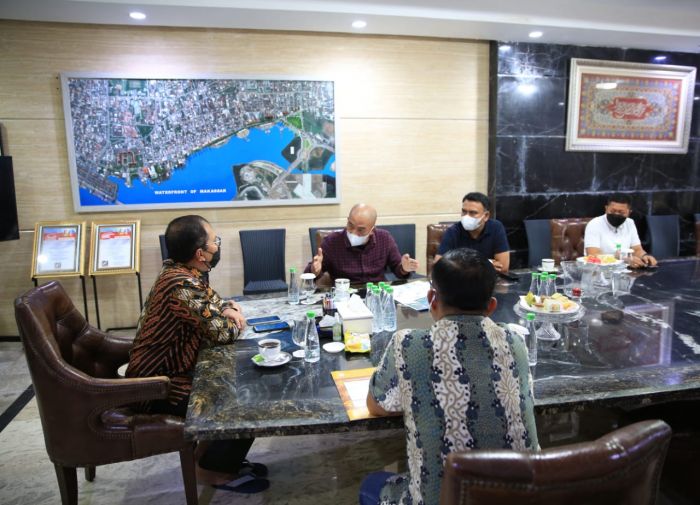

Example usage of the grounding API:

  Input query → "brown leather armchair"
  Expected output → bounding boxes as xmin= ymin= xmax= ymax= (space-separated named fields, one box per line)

xmin=427 ymin=223 xmax=452 ymax=275
xmin=14 ymin=281 xmax=198 ymax=505
xmin=440 ymin=419 xmax=671 ymax=505
xmin=550 ymin=217 xmax=592 ymax=263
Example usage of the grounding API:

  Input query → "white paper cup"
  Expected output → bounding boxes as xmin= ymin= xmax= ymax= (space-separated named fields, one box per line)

xmin=258 ymin=338 xmax=281 ymax=361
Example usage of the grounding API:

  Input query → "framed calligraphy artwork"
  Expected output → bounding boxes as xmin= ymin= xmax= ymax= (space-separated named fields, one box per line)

xmin=88 ymin=220 xmax=141 ymax=275
xmin=31 ymin=221 xmax=87 ymax=278
xmin=566 ymin=59 xmax=696 ymax=153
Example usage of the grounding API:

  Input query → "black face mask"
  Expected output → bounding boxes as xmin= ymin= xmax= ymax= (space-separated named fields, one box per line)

xmin=606 ymin=213 xmax=626 ymax=228
xmin=207 ymin=248 xmax=221 ymax=269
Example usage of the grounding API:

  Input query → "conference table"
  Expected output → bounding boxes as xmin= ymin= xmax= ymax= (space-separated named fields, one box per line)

xmin=184 ymin=257 xmax=700 ymax=441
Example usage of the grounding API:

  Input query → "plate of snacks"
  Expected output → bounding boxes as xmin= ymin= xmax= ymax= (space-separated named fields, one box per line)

xmin=576 ymin=254 xmax=622 ymax=265
xmin=520 ymin=292 xmax=579 ymax=314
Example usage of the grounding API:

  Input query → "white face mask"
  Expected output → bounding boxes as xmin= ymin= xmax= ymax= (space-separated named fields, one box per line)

xmin=461 ymin=215 xmax=483 ymax=231
xmin=347 ymin=230 xmax=370 ymax=247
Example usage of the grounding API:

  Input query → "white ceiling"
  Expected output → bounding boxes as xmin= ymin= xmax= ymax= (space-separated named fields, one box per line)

xmin=2 ymin=0 xmax=700 ymax=53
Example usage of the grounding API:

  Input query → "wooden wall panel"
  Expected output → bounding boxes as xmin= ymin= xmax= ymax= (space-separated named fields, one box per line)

xmin=0 ymin=20 xmax=488 ymax=335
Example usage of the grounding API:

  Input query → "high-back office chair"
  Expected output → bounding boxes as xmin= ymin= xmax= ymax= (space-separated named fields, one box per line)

xmin=524 ymin=219 xmax=552 ymax=267
xmin=550 ymin=218 xmax=591 ymax=263
xmin=239 ymin=228 xmax=288 ymax=295
xmin=378 ymin=224 xmax=416 ymax=259
xmin=159 ymin=233 xmax=169 ymax=261
xmin=426 ymin=223 xmax=451 ymax=275
xmin=308 ymin=226 xmax=343 ymax=257
xmin=695 ymin=213 xmax=700 ymax=256
xmin=646 ymin=215 xmax=680 ymax=260
xmin=14 ymin=281 xmax=198 ymax=505
xmin=440 ymin=419 xmax=671 ymax=505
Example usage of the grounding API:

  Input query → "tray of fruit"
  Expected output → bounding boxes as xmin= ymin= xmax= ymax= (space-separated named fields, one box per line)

xmin=519 ymin=292 xmax=580 ymax=314
xmin=576 ymin=254 xmax=622 ymax=266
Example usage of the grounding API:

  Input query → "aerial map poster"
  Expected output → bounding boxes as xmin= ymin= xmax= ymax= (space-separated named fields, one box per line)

xmin=61 ymin=74 xmax=338 ymax=211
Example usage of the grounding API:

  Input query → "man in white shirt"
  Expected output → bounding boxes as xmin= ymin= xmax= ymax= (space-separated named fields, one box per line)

xmin=584 ymin=194 xmax=657 ymax=268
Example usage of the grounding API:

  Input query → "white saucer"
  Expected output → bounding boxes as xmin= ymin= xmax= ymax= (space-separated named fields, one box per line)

xmin=292 ymin=349 xmax=306 ymax=358
xmin=252 ymin=352 xmax=291 ymax=367
xmin=323 ymin=341 xmax=345 ymax=353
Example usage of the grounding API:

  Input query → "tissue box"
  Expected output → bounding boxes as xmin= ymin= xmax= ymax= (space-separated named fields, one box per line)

xmin=336 ymin=298 xmax=373 ymax=334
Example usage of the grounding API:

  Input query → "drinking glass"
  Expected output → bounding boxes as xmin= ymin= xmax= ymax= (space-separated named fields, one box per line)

xmin=290 ymin=319 xmax=307 ymax=358
xmin=300 ymin=273 xmax=316 ymax=305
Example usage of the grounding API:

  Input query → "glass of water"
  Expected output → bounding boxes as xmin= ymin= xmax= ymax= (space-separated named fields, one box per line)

xmin=300 ymin=273 xmax=316 ymax=305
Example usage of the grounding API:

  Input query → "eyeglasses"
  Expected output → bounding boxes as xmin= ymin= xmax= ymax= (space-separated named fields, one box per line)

xmin=207 ymin=236 xmax=222 ymax=248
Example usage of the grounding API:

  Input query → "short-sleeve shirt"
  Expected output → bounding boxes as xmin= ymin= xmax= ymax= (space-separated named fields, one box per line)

xmin=437 ymin=220 xmax=510 ymax=260
xmin=370 ymin=315 xmax=538 ymax=505
xmin=304 ymin=229 xmax=408 ymax=283
xmin=584 ymin=214 xmax=641 ymax=254
xmin=127 ymin=260 xmax=238 ymax=408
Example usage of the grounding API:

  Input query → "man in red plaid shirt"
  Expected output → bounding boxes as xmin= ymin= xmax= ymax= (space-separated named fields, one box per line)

xmin=306 ymin=203 xmax=420 ymax=283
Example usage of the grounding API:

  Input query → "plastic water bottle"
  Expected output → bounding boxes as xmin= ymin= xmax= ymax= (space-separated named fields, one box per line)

xmin=528 ymin=272 xmax=539 ymax=296
xmin=382 ymin=286 xmax=397 ymax=332
xmin=525 ymin=313 xmax=538 ymax=366
xmin=547 ymin=273 xmax=557 ymax=295
xmin=332 ymin=313 xmax=342 ymax=342
xmin=287 ymin=267 xmax=300 ymax=304
xmin=371 ymin=286 xmax=383 ymax=333
xmin=614 ymin=242 xmax=622 ymax=260
xmin=536 ymin=273 xmax=548 ymax=297
xmin=304 ymin=311 xmax=320 ymax=363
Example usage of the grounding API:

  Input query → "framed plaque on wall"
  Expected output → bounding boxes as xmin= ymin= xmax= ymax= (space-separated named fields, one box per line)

xmin=31 ymin=222 xmax=87 ymax=278
xmin=88 ymin=220 xmax=141 ymax=275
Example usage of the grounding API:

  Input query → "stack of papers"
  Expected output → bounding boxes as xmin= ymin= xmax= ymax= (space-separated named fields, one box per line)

xmin=391 ymin=280 xmax=430 ymax=311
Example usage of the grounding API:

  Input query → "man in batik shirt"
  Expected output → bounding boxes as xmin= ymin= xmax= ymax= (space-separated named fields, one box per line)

xmin=127 ymin=215 xmax=268 ymax=492
xmin=360 ymin=248 xmax=538 ymax=505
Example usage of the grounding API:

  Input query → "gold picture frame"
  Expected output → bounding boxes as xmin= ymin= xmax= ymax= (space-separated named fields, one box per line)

xmin=31 ymin=221 xmax=87 ymax=278
xmin=566 ymin=58 xmax=696 ymax=153
xmin=89 ymin=220 xmax=141 ymax=276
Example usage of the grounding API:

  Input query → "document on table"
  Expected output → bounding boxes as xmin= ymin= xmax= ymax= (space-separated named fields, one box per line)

xmin=391 ymin=280 xmax=430 ymax=311
xmin=331 ymin=368 xmax=375 ymax=421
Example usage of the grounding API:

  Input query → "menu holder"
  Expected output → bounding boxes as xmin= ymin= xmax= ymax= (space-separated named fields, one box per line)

xmin=88 ymin=220 xmax=141 ymax=276
xmin=331 ymin=367 xmax=376 ymax=421
xmin=31 ymin=221 xmax=87 ymax=279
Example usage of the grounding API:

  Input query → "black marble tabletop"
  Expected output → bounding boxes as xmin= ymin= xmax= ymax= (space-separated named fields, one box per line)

xmin=185 ymin=258 xmax=700 ymax=440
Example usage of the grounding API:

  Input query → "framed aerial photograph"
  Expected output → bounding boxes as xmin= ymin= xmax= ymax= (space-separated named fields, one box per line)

xmin=89 ymin=221 xmax=141 ymax=275
xmin=61 ymin=74 xmax=338 ymax=212
xmin=566 ymin=59 xmax=696 ymax=153
xmin=31 ymin=222 xmax=86 ymax=278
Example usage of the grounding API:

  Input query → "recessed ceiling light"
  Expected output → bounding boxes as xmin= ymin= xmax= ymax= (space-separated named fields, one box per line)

xmin=653 ymin=55 xmax=667 ymax=62
xmin=499 ymin=45 xmax=512 ymax=52
xmin=528 ymin=31 xmax=543 ymax=39
xmin=129 ymin=11 xmax=146 ymax=21
xmin=352 ymin=20 xmax=367 ymax=29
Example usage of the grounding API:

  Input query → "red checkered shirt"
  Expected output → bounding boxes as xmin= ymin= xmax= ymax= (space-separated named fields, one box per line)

xmin=305 ymin=229 xmax=408 ymax=283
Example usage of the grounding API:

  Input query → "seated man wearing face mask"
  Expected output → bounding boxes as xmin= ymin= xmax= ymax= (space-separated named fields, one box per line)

xmin=435 ymin=192 xmax=510 ymax=273
xmin=584 ymin=194 xmax=657 ymax=268
xmin=127 ymin=215 xmax=269 ymax=493
xmin=306 ymin=203 xmax=420 ymax=283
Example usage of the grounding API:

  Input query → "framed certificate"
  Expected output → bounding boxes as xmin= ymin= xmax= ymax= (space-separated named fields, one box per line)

xmin=89 ymin=220 xmax=141 ymax=275
xmin=31 ymin=222 xmax=87 ymax=278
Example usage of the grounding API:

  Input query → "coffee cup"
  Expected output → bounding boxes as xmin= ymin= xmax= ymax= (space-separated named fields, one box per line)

xmin=257 ymin=338 xmax=281 ymax=361
xmin=541 ymin=258 xmax=555 ymax=271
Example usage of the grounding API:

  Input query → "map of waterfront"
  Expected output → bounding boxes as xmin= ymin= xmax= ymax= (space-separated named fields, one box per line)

xmin=62 ymin=77 xmax=337 ymax=210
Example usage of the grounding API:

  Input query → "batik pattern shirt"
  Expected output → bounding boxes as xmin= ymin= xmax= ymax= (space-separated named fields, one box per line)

xmin=126 ymin=259 xmax=238 ymax=408
xmin=369 ymin=315 xmax=538 ymax=505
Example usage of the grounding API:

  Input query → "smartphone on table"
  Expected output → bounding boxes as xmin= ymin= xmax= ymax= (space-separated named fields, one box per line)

xmin=246 ymin=315 xmax=281 ymax=325
xmin=252 ymin=320 xmax=290 ymax=333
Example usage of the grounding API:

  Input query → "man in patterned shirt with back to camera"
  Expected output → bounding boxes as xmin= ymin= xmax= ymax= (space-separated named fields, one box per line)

xmin=360 ymin=247 xmax=538 ymax=505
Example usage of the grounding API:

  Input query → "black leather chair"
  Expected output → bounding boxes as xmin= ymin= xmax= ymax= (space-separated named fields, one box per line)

xmin=646 ymin=215 xmax=680 ymax=259
xmin=440 ymin=419 xmax=671 ymax=505
xmin=14 ymin=281 xmax=198 ymax=505
xmin=695 ymin=213 xmax=700 ymax=256
xmin=524 ymin=219 xmax=552 ymax=267
xmin=239 ymin=228 xmax=288 ymax=295
xmin=308 ymin=226 xmax=342 ymax=257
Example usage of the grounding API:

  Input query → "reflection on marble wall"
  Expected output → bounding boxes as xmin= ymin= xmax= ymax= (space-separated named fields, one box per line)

xmin=489 ymin=42 xmax=700 ymax=267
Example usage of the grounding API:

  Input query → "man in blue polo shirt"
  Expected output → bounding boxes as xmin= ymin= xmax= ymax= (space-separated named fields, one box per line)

xmin=436 ymin=192 xmax=510 ymax=272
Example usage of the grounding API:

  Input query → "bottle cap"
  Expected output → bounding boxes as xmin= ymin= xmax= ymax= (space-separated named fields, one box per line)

xmin=366 ymin=282 xmax=374 ymax=288
xmin=372 ymin=286 xmax=380 ymax=293
xmin=548 ymin=273 xmax=557 ymax=279
xmin=290 ymin=267 xmax=297 ymax=273
xmin=531 ymin=272 xmax=538 ymax=278
xmin=385 ymin=286 xmax=393 ymax=293
xmin=615 ymin=243 xmax=621 ymax=248
xmin=306 ymin=311 xmax=316 ymax=318
xmin=526 ymin=313 xmax=536 ymax=321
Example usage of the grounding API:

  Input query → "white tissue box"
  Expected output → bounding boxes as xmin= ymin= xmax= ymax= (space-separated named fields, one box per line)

xmin=336 ymin=298 xmax=373 ymax=334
